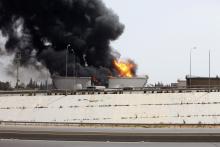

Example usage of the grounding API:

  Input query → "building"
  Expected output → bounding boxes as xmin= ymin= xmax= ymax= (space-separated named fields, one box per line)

xmin=186 ymin=76 xmax=220 ymax=88
xmin=171 ymin=80 xmax=187 ymax=89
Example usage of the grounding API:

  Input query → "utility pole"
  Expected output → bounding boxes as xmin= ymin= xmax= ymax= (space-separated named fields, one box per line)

xmin=15 ymin=52 xmax=21 ymax=89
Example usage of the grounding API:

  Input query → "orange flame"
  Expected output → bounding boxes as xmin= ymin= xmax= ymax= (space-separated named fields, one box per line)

xmin=113 ymin=59 xmax=135 ymax=78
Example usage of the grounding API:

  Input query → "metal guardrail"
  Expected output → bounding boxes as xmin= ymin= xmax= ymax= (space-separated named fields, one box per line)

xmin=1 ymin=87 xmax=220 ymax=96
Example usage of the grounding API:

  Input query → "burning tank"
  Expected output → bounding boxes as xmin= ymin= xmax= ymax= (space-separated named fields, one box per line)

xmin=52 ymin=59 xmax=147 ymax=89
xmin=109 ymin=59 xmax=148 ymax=88
xmin=108 ymin=76 xmax=148 ymax=89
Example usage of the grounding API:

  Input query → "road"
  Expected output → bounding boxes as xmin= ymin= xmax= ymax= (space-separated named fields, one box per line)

xmin=1 ymin=140 xmax=220 ymax=147
xmin=1 ymin=125 xmax=220 ymax=142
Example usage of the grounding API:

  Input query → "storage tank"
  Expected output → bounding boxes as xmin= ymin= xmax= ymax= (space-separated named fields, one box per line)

xmin=53 ymin=76 xmax=91 ymax=90
xmin=108 ymin=76 xmax=148 ymax=88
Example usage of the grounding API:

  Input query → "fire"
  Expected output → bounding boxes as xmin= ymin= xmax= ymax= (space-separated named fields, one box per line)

xmin=113 ymin=59 xmax=135 ymax=78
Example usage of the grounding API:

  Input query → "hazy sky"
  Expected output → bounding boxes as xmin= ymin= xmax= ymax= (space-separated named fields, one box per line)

xmin=104 ymin=0 xmax=220 ymax=84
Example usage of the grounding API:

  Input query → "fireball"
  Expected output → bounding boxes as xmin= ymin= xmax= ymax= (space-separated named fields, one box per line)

xmin=113 ymin=59 xmax=135 ymax=78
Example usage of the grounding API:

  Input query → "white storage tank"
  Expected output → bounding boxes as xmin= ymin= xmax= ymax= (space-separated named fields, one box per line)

xmin=53 ymin=76 xmax=91 ymax=90
xmin=108 ymin=76 xmax=148 ymax=88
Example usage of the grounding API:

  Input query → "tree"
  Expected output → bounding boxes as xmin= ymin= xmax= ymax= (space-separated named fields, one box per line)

xmin=0 ymin=81 xmax=12 ymax=90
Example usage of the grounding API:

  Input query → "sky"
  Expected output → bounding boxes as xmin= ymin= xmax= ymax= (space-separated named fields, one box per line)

xmin=104 ymin=0 xmax=220 ymax=84
xmin=0 ymin=0 xmax=220 ymax=85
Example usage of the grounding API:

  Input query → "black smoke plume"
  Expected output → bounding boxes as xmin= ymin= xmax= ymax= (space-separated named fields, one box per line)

xmin=0 ymin=0 xmax=133 ymax=85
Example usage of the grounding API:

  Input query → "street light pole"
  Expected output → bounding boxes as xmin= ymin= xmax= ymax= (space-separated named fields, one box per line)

xmin=15 ymin=52 xmax=21 ymax=90
xmin=70 ymin=48 xmax=76 ymax=91
xmin=209 ymin=50 xmax=211 ymax=92
xmin=65 ymin=44 xmax=70 ymax=95
xmin=66 ymin=44 xmax=70 ymax=78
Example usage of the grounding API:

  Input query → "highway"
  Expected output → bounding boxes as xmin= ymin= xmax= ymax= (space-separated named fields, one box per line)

xmin=1 ymin=125 xmax=220 ymax=142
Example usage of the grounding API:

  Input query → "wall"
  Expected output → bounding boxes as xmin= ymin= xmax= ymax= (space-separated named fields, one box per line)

xmin=0 ymin=92 xmax=220 ymax=124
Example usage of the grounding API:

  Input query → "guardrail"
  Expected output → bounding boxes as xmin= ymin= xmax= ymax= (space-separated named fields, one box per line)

xmin=1 ymin=87 xmax=220 ymax=96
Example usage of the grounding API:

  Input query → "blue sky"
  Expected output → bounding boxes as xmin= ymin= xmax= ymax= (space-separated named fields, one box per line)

xmin=104 ymin=0 xmax=220 ymax=84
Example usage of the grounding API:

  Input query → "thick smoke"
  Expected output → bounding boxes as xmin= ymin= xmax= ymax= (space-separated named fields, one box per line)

xmin=0 ymin=0 xmax=131 ymax=85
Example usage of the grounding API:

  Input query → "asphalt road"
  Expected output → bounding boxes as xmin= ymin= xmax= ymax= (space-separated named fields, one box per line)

xmin=1 ymin=140 xmax=220 ymax=147
xmin=1 ymin=125 xmax=220 ymax=142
